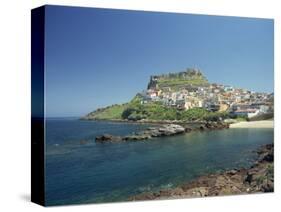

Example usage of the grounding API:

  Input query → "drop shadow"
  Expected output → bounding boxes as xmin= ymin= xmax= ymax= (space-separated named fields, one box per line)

xmin=19 ymin=194 xmax=30 ymax=202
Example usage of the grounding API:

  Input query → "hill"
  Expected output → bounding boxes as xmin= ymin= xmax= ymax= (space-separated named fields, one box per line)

xmin=82 ymin=68 xmax=228 ymax=122
xmin=83 ymin=68 xmax=272 ymax=122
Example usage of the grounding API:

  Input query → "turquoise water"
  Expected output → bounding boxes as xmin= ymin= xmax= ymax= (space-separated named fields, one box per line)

xmin=45 ymin=118 xmax=274 ymax=206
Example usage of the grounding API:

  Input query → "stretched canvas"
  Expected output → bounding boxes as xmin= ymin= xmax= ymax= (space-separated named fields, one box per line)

xmin=31 ymin=5 xmax=274 ymax=206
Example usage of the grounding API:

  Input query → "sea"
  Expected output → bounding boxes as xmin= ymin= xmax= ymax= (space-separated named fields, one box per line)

xmin=45 ymin=118 xmax=274 ymax=206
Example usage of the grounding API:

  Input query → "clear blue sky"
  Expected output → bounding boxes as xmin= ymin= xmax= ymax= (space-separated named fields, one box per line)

xmin=45 ymin=5 xmax=274 ymax=117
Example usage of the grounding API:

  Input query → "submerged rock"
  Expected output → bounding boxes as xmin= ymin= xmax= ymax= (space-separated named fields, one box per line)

xmin=129 ymin=143 xmax=274 ymax=201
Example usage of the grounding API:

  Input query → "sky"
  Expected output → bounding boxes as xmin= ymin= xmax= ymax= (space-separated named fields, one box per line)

xmin=44 ymin=5 xmax=274 ymax=117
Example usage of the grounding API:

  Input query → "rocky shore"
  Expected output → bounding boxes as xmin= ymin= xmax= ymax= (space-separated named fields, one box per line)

xmin=95 ymin=122 xmax=229 ymax=143
xmin=129 ymin=143 xmax=274 ymax=201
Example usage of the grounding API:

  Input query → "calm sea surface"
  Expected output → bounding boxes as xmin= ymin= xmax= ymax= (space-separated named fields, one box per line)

xmin=45 ymin=118 xmax=274 ymax=206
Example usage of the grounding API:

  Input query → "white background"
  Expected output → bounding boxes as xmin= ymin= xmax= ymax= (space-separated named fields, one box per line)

xmin=0 ymin=0 xmax=280 ymax=211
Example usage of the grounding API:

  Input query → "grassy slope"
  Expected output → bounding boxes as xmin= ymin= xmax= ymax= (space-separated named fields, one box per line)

xmin=85 ymin=104 xmax=127 ymax=120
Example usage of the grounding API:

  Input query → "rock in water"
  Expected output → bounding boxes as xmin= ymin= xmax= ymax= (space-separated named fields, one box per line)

xmin=95 ymin=124 xmax=185 ymax=143
xmin=95 ymin=134 xmax=122 ymax=143
xmin=95 ymin=123 xmax=228 ymax=143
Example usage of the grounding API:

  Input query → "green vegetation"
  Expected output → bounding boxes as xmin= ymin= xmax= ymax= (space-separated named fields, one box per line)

xmin=235 ymin=116 xmax=248 ymax=122
xmin=85 ymin=96 xmax=229 ymax=122
xmin=228 ymin=113 xmax=248 ymax=122
xmin=85 ymin=104 xmax=127 ymax=120
xmin=255 ymin=164 xmax=274 ymax=190
xmin=256 ymin=175 xmax=267 ymax=188
xmin=266 ymin=164 xmax=274 ymax=180
xmin=122 ymin=99 xmax=179 ymax=121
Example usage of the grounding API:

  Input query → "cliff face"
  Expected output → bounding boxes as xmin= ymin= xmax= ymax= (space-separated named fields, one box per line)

xmin=147 ymin=68 xmax=209 ymax=90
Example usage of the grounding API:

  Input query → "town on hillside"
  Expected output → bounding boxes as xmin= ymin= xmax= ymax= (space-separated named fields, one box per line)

xmin=137 ymin=68 xmax=274 ymax=119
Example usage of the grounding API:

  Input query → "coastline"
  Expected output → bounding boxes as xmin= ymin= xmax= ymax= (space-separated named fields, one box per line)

xmin=129 ymin=143 xmax=274 ymax=201
xmin=93 ymin=119 xmax=274 ymax=143
xmin=230 ymin=120 xmax=274 ymax=129
xmin=83 ymin=118 xmax=274 ymax=129
xmin=81 ymin=117 xmax=208 ymax=126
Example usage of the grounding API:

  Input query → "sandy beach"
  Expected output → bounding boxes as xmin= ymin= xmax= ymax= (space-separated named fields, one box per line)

xmin=230 ymin=120 xmax=274 ymax=128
